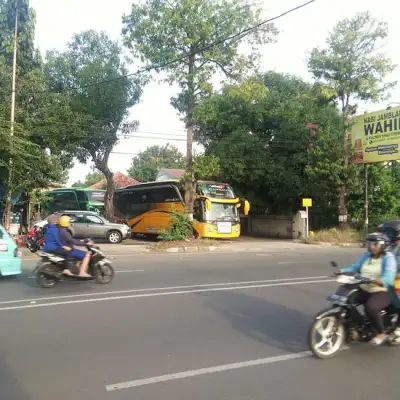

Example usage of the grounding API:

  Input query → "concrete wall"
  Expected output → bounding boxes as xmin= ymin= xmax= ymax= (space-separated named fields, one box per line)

xmin=240 ymin=212 xmax=307 ymax=239
xmin=246 ymin=215 xmax=293 ymax=239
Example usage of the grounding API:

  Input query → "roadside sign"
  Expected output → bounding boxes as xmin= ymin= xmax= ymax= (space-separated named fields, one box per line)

xmin=302 ymin=198 xmax=312 ymax=238
xmin=302 ymin=198 xmax=312 ymax=207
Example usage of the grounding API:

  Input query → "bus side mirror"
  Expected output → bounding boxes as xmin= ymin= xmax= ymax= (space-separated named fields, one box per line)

xmin=243 ymin=200 xmax=250 ymax=216
xmin=205 ymin=199 xmax=211 ymax=211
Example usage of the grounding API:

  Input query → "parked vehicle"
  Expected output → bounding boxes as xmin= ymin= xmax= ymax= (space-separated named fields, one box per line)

xmin=25 ymin=226 xmax=45 ymax=253
xmin=33 ymin=242 xmax=114 ymax=288
xmin=34 ymin=210 xmax=131 ymax=244
xmin=308 ymin=262 xmax=400 ymax=359
xmin=0 ymin=224 xmax=22 ymax=276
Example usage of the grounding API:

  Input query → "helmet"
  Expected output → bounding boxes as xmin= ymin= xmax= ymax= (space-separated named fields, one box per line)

xmin=59 ymin=215 xmax=71 ymax=228
xmin=366 ymin=232 xmax=390 ymax=252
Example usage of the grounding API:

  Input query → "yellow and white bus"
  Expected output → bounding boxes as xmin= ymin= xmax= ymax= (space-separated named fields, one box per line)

xmin=113 ymin=180 xmax=249 ymax=239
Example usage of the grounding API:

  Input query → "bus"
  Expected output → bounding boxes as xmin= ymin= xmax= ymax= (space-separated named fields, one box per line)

xmin=113 ymin=180 xmax=250 ymax=239
xmin=41 ymin=188 xmax=105 ymax=216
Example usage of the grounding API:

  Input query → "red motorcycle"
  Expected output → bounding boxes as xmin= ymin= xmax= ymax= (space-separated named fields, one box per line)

xmin=25 ymin=226 xmax=45 ymax=253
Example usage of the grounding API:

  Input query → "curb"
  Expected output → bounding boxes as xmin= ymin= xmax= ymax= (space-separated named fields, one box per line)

xmin=164 ymin=246 xmax=220 ymax=253
xmin=306 ymin=242 xmax=363 ymax=248
xmin=21 ymin=245 xmax=221 ymax=259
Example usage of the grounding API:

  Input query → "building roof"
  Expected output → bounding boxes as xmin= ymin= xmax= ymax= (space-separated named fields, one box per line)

xmin=89 ymin=172 xmax=140 ymax=189
xmin=156 ymin=168 xmax=185 ymax=181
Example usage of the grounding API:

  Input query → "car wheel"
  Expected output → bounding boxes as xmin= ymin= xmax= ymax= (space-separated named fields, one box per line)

xmin=107 ymin=230 xmax=122 ymax=244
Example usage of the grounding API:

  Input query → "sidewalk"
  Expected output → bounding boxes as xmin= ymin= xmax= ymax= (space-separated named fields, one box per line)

xmin=20 ymin=237 xmax=355 ymax=259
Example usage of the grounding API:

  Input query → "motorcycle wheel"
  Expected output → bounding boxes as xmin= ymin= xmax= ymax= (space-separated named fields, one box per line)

xmin=35 ymin=262 xmax=58 ymax=288
xmin=94 ymin=262 xmax=114 ymax=284
xmin=308 ymin=309 xmax=345 ymax=359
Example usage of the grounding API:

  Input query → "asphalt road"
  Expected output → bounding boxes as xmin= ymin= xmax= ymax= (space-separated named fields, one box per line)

xmin=1 ymin=246 xmax=398 ymax=400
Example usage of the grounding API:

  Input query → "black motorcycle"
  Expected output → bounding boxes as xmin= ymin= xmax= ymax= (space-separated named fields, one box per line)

xmin=308 ymin=261 xmax=400 ymax=359
xmin=33 ymin=242 xmax=114 ymax=288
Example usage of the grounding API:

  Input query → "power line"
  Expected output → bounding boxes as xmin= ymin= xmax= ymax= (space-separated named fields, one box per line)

xmin=19 ymin=0 xmax=316 ymax=96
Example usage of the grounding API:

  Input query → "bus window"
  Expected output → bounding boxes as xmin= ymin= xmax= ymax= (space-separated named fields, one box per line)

xmin=146 ymin=186 xmax=180 ymax=203
xmin=76 ymin=190 xmax=86 ymax=209
xmin=52 ymin=191 xmax=78 ymax=211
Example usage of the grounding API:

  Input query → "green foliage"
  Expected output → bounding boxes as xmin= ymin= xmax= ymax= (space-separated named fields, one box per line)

xmin=0 ymin=0 xmax=39 ymax=75
xmin=159 ymin=210 xmax=193 ymax=241
xmin=0 ymin=1 xmax=67 ymax=208
xmin=193 ymin=153 xmax=220 ymax=179
xmin=308 ymin=11 xmax=396 ymax=113
xmin=195 ymin=72 xmax=341 ymax=214
xmin=128 ymin=144 xmax=185 ymax=182
xmin=29 ymin=188 xmax=50 ymax=206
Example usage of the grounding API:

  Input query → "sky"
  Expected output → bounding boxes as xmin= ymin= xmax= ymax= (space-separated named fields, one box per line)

xmin=30 ymin=0 xmax=400 ymax=185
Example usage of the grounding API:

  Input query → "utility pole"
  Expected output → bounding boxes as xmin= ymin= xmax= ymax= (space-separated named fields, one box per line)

xmin=3 ymin=3 xmax=19 ymax=230
xmin=338 ymin=107 xmax=349 ymax=229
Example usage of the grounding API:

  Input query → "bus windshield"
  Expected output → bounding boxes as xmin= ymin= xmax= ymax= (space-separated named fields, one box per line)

xmin=86 ymin=190 xmax=105 ymax=202
xmin=205 ymin=202 xmax=239 ymax=222
xmin=197 ymin=182 xmax=236 ymax=199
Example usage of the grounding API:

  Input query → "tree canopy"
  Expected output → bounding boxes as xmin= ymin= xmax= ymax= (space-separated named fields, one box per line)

xmin=44 ymin=30 xmax=145 ymax=219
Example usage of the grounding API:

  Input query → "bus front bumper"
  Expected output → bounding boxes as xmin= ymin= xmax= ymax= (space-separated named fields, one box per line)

xmin=194 ymin=222 xmax=241 ymax=239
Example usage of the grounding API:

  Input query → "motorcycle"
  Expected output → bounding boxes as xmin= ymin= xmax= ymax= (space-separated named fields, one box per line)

xmin=308 ymin=261 xmax=400 ymax=359
xmin=25 ymin=227 xmax=45 ymax=253
xmin=33 ymin=242 xmax=114 ymax=288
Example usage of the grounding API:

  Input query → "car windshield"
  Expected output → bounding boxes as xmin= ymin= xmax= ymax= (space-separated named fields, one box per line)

xmin=205 ymin=202 xmax=239 ymax=222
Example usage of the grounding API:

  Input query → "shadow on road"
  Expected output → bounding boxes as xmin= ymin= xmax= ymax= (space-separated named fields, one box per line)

xmin=0 ymin=353 xmax=30 ymax=399
xmin=198 ymin=290 xmax=310 ymax=353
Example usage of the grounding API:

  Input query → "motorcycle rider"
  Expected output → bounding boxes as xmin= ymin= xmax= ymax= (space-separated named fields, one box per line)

xmin=58 ymin=215 xmax=92 ymax=278
xmin=340 ymin=232 xmax=396 ymax=345
xmin=43 ymin=213 xmax=73 ymax=275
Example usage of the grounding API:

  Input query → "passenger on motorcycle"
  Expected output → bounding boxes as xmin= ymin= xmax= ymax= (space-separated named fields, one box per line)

xmin=58 ymin=215 xmax=92 ymax=278
xmin=340 ymin=232 xmax=397 ymax=345
xmin=43 ymin=213 xmax=72 ymax=275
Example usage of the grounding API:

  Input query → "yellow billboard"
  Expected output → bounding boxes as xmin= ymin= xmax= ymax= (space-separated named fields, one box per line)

xmin=350 ymin=105 xmax=400 ymax=164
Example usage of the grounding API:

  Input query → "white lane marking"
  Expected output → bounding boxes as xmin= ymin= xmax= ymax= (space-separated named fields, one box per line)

xmin=106 ymin=346 xmax=350 ymax=391
xmin=278 ymin=262 xmax=299 ymax=265
xmin=106 ymin=351 xmax=308 ymax=391
xmin=0 ymin=279 xmax=334 ymax=312
xmin=0 ymin=275 xmax=330 ymax=305
xmin=255 ymin=253 xmax=271 ymax=257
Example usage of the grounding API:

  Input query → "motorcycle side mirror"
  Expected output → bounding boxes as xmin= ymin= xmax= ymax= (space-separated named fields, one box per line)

xmin=330 ymin=261 xmax=339 ymax=268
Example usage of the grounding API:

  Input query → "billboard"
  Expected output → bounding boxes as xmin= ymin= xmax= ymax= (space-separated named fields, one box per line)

xmin=350 ymin=105 xmax=400 ymax=164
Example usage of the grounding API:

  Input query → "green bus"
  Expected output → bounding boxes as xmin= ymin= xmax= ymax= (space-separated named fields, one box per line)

xmin=41 ymin=188 xmax=105 ymax=216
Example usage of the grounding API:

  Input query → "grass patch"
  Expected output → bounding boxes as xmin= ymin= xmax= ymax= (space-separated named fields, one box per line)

xmin=304 ymin=227 xmax=363 ymax=245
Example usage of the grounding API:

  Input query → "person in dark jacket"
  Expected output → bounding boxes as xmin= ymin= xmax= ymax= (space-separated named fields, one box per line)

xmin=43 ymin=213 xmax=72 ymax=275
xmin=58 ymin=215 xmax=92 ymax=277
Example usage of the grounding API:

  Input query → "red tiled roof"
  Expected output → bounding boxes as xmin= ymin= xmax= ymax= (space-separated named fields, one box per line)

xmin=158 ymin=168 xmax=185 ymax=178
xmin=89 ymin=172 xmax=140 ymax=189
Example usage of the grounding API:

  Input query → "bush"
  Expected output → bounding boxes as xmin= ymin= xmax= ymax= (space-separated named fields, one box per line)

xmin=304 ymin=227 xmax=362 ymax=244
xmin=159 ymin=210 xmax=193 ymax=241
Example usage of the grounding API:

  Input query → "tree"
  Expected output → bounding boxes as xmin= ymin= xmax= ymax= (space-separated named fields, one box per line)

xmin=0 ymin=0 xmax=67 ymax=226
xmin=308 ymin=11 xmax=396 ymax=227
xmin=122 ymin=0 xmax=277 ymax=219
xmin=127 ymin=144 xmax=185 ymax=182
xmin=0 ymin=0 xmax=40 ymax=75
xmin=195 ymin=72 xmax=350 ymax=220
xmin=45 ymin=30 xmax=145 ymax=220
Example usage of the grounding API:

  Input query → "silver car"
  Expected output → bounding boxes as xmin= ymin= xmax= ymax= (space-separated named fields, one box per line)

xmin=60 ymin=211 xmax=131 ymax=244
